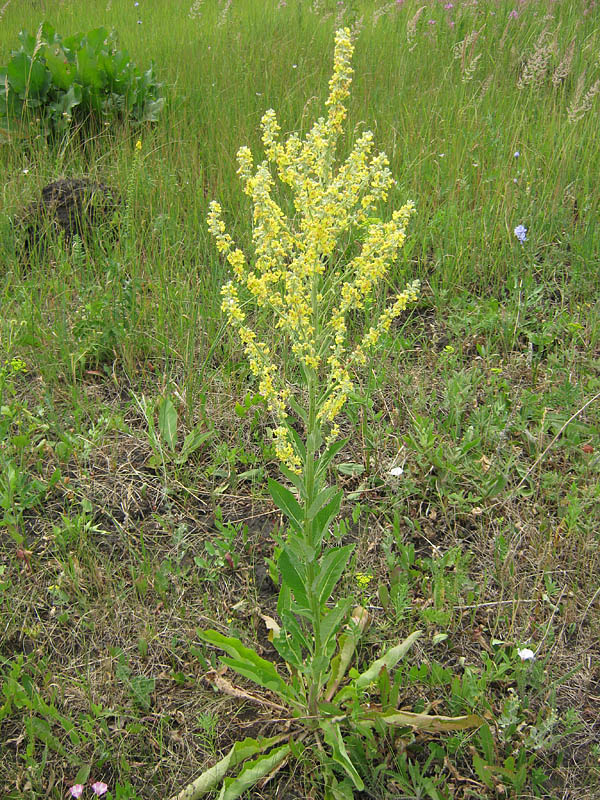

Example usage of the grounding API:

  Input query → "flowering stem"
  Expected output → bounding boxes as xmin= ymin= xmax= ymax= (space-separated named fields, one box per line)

xmin=302 ymin=365 xmax=324 ymax=718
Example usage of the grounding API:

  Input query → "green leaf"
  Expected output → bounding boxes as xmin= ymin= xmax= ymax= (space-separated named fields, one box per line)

xmin=25 ymin=717 xmax=67 ymax=756
xmin=472 ymin=753 xmax=496 ymax=789
xmin=172 ymin=736 xmax=285 ymax=799
xmin=158 ymin=395 xmax=178 ymax=451
xmin=175 ymin=428 xmax=212 ymax=464
xmin=268 ymin=478 xmax=303 ymax=534
xmin=278 ymin=547 xmax=309 ymax=609
xmin=315 ymin=438 xmax=348 ymax=480
xmin=6 ymin=52 xmax=30 ymax=95
xmin=271 ymin=627 xmax=304 ymax=670
xmin=325 ymin=606 xmax=369 ymax=701
xmin=73 ymin=764 xmax=91 ymax=786
xmin=49 ymin=83 xmax=82 ymax=124
xmin=283 ymin=532 xmax=315 ymax=564
xmin=18 ymin=30 xmax=37 ymax=57
xmin=306 ymin=428 xmax=323 ymax=453
xmin=336 ymin=462 xmax=364 ymax=477
xmin=286 ymin=423 xmax=306 ymax=461
xmin=76 ymin=46 xmax=104 ymax=89
xmin=287 ymin=397 xmax=307 ymax=424
xmin=325 ymin=775 xmax=355 ymax=800
xmin=307 ymin=486 xmax=341 ymax=521
xmin=197 ymin=630 xmax=294 ymax=701
xmin=219 ymin=744 xmax=292 ymax=800
xmin=8 ymin=51 xmax=50 ymax=102
xmin=130 ymin=675 xmax=155 ymax=710
xmin=477 ymin=722 xmax=496 ymax=762
xmin=279 ymin=464 xmax=306 ymax=499
xmin=85 ymin=27 xmax=110 ymax=53
xmin=313 ymin=545 xmax=354 ymax=608
xmin=320 ymin=598 xmax=354 ymax=653
xmin=44 ymin=46 xmax=76 ymax=90
xmin=354 ymin=631 xmax=422 ymax=689
xmin=311 ymin=490 xmax=342 ymax=547
xmin=320 ymin=720 xmax=364 ymax=790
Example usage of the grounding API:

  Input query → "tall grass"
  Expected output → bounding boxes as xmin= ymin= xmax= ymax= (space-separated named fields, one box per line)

xmin=2 ymin=2 xmax=598 ymax=322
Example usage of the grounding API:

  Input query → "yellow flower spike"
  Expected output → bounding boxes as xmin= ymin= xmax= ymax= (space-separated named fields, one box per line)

xmin=135 ymin=139 xmax=142 ymax=151
xmin=207 ymin=28 xmax=419 ymax=461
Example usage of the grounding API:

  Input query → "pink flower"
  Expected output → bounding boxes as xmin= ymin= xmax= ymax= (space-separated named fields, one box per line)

xmin=91 ymin=784 xmax=108 ymax=797
xmin=428 ymin=18 xmax=436 ymax=24
xmin=444 ymin=2 xmax=454 ymax=8
xmin=69 ymin=787 xmax=84 ymax=799
xmin=509 ymin=9 xmax=518 ymax=18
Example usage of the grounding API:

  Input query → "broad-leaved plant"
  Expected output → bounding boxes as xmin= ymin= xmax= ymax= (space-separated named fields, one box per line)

xmin=174 ymin=28 xmax=482 ymax=800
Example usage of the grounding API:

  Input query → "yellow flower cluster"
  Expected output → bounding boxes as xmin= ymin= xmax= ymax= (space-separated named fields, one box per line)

xmin=355 ymin=572 xmax=374 ymax=589
xmin=209 ymin=28 xmax=419 ymax=470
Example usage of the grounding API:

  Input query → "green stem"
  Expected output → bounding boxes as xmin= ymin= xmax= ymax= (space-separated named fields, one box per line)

xmin=304 ymin=273 xmax=327 ymax=718
xmin=303 ymin=366 xmax=323 ymax=718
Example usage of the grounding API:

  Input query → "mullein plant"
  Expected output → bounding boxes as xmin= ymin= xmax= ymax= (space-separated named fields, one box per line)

xmin=173 ymin=29 xmax=481 ymax=800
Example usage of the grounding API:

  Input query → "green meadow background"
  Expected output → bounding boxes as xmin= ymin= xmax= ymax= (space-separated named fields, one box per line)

xmin=0 ymin=1 xmax=599 ymax=798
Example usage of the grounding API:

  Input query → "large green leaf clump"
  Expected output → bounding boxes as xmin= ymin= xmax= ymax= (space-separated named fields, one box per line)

xmin=0 ymin=23 xmax=164 ymax=134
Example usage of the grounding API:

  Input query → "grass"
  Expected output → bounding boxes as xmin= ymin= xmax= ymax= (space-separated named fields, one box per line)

xmin=1 ymin=0 xmax=599 ymax=798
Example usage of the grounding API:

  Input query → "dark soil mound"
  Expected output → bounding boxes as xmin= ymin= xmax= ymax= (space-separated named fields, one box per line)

xmin=20 ymin=177 xmax=121 ymax=259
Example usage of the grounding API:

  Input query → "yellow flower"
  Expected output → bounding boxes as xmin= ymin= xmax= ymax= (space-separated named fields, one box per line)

xmin=355 ymin=572 xmax=373 ymax=589
xmin=135 ymin=139 xmax=142 ymax=151
xmin=207 ymin=28 xmax=419 ymax=468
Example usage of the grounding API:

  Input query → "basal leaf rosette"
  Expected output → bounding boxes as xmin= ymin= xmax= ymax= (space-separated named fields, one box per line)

xmin=208 ymin=28 xmax=419 ymax=471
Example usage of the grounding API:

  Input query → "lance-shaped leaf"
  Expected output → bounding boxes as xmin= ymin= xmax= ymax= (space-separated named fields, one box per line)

xmin=287 ymin=398 xmax=307 ymax=425
xmin=269 ymin=478 xmax=303 ymax=534
xmin=218 ymin=743 xmax=292 ymax=800
xmin=175 ymin=428 xmax=212 ymax=464
xmin=197 ymin=630 xmax=294 ymax=702
xmin=320 ymin=598 xmax=354 ymax=655
xmin=279 ymin=463 xmax=306 ymax=499
xmin=306 ymin=485 xmax=341 ymax=521
xmin=354 ymin=630 xmax=422 ymax=689
xmin=320 ymin=720 xmax=364 ymax=790
xmin=158 ymin=394 xmax=177 ymax=451
xmin=278 ymin=547 xmax=309 ymax=610
xmin=359 ymin=708 xmax=483 ymax=733
xmin=286 ymin=417 xmax=307 ymax=457
xmin=312 ymin=544 xmax=354 ymax=608
xmin=325 ymin=606 xmax=369 ymax=701
xmin=311 ymin=490 xmax=342 ymax=548
xmin=168 ymin=735 xmax=285 ymax=800
xmin=315 ymin=438 xmax=349 ymax=482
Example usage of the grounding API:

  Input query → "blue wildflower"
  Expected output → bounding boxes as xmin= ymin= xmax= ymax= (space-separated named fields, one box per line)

xmin=514 ymin=224 xmax=527 ymax=243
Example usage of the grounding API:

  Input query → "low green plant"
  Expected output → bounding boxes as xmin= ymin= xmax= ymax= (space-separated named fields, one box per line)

xmin=173 ymin=29 xmax=482 ymax=800
xmin=0 ymin=22 xmax=164 ymax=136
xmin=134 ymin=391 xmax=212 ymax=480
xmin=0 ymin=357 xmax=61 ymax=548
xmin=192 ymin=508 xmax=247 ymax=581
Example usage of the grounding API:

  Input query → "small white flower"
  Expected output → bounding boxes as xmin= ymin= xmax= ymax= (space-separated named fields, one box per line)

xmin=292 ymin=64 xmax=298 ymax=69
xmin=389 ymin=466 xmax=404 ymax=477
xmin=517 ymin=647 xmax=535 ymax=662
